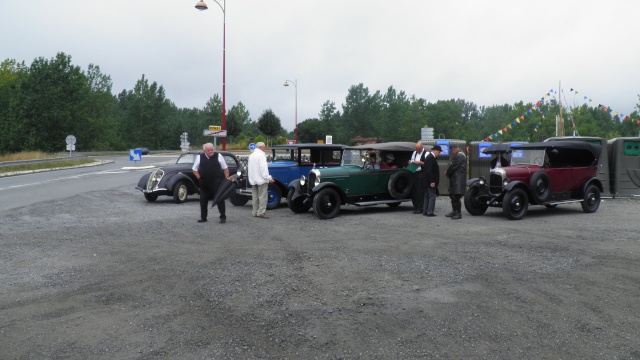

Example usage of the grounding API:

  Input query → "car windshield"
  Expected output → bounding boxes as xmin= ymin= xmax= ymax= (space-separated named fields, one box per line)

xmin=511 ymin=149 xmax=546 ymax=166
xmin=176 ymin=153 xmax=198 ymax=164
xmin=342 ymin=149 xmax=366 ymax=166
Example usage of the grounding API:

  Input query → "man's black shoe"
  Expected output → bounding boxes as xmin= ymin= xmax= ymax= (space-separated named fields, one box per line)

xmin=198 ymin=219 xmax=207 ymax=223
xmin=219 ymin=218 xmax=226 ymax=223
xmin=412 ymin=209 xmax=422 ymax=214
xmin=426 ymin=214 xmax=436 ymax=217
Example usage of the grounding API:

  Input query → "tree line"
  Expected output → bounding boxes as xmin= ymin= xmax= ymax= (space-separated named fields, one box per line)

xmin=1 ymin=52 xmax=638 ymax=154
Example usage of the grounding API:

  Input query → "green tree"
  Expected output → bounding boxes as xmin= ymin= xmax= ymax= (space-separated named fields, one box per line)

xmin=257 ymin=108 xmax=282 ymax=146
xmin=226 ymin=101 xmax=250 ymax=142
xmin=0 ymin=59 xmax=27 ymax=152
xmin=297 ymin=118 xmax=325 ymax=143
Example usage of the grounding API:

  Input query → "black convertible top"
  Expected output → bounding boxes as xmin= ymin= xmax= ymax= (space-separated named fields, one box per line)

xmin=510 ymin=141 xmax=601 ymax=159
xmin=346 ymin=142 xmax=428 ymax=152
xmin=272 ymin=143 xmax=346 ymax=150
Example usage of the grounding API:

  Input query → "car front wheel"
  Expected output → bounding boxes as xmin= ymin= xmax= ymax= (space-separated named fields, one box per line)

xmin=287 ymin=189 xmax=311 ymax=213
xmin=144 ymin=193 xmax=158 ymax=202
xmin=313 ymin=188 xmax=341 ymax=219
xmin=464 ymin=186 xmax=488 ymax=216
xmin=581 ymin=184 xmax=601 ymax=213
xmin=229 ymin=192 xmax=249 ymax=206
xmin=502 ymin=188 xmax=528 ymax=220
xmin=173 ymin=181 xmax=188 ymax=203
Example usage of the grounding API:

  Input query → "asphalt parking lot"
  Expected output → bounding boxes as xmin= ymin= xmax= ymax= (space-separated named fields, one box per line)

xmin=1 ymin=185 xmax=639 ymax=359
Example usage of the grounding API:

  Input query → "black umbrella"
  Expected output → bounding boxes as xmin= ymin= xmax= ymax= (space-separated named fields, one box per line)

xmin=211 ymin=174 xmax=241 ymax=208
xmin=482 ymin=143 xmax=513 ymax=155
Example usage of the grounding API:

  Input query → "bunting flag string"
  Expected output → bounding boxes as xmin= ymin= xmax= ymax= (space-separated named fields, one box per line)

xmin=483 ymin=91 xmax=553 ymax=142
xmin=483 ymin=87 xmax=639 ymax=143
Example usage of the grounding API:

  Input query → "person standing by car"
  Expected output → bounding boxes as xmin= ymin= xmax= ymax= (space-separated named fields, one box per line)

xmin=445 ymin=144 xmax=466 ymax=220
xmin=192 ymin=143 xmax=229 ymax=223
xmin=248 ymin=142 xmax=275 ymax=218
xmin=422 ymin=145 xmax=441 ymax=217
xmin=410 ymin=141 xmax=427 ymax=214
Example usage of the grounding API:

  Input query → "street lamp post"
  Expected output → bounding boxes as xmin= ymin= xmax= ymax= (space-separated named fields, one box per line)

xmin=195 ymin=0 xmax=227 ymax=150
xmin=283 ymin=79 xmax=298 ymax=143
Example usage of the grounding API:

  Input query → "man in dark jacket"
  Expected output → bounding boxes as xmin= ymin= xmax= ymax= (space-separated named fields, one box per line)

xmin=192 ymin=143 xmax=230 ymax=223
xmin=445 ymin=144 xmax=466 ymax=220
xmin=422 ymin=145 xmax=441 ymax=217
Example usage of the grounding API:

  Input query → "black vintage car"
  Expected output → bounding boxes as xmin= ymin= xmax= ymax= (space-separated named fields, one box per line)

xmin=136 ymin=150 xmax=241 ymax=203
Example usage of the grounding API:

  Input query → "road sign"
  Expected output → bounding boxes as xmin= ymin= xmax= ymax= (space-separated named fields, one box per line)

xmin=66 ymin=135 xmax=76 ymax=145
xmin=209 ymin=125 xmax=221 ymax=131
xmin=129 ymin=149 xmax=142 ymax=162
xmin=249 ymin=143 xmax=256 ymax=151
xmin=286 ymin=140 xmax=296 ymax=145
xmin=203 ymin=130 xmax=227 ymax=137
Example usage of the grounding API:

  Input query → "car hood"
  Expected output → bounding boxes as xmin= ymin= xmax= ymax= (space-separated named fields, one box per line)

xmin=314 ymin=166 xmax=359 ymax=176
xmin=269 ymin=160 xmax=297 ymax=168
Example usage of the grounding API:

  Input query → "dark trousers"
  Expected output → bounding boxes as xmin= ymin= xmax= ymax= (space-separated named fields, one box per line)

xmin=412 ymin=171 xmax=424 ymax=211
xmin=199 ymin=179 xmax=226 ymax=220
xmin=423 ymin=186 xmax=437 ymax=215
xmin=450 ymin=193 xmax=462 ymax=211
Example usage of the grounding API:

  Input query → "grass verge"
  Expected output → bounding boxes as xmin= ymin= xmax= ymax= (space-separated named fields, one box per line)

xmin=0 ymin=158 xmax=97 ymax=175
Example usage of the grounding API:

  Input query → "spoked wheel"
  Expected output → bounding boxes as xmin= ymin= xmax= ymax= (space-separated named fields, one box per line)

xmin=312 ymin=188 xmax=341 ymax=219
xmin=229 ymin=192 xmax=249 ymax=206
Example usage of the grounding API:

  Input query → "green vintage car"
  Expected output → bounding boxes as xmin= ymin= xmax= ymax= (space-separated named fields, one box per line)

xmin=288 ymin=142 xmax=426 ymax=219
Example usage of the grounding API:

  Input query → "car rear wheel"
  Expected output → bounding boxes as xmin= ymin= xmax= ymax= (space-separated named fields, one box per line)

xmin=313 ymin=188 xmax=341 ymax=219
xmin=229 ymin=192 xmax=249 ymax=206
xmin=502 ymin=188 xmax=528 ymax=220
xmin=581 ymin=184 xmax=601 ymax=213
xmin=144 ymin=193 xmax=158 ymax=202
xmin=464 ymin=186 xmax=488 ymax=216
xmin=287 ymin=189 xmax=311 ymax=213
xmin=173 ymin=181 xmax=188 ymax=203
xmin=266 ymin=184 xmax=282 ymax=210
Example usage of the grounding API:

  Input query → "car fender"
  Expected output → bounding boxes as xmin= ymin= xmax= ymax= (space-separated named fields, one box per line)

xmin=167 ymin=173 xmax=198 ymax=193
xmin=136 ymin=172 xmax=152 ymax=190
xmin=581 ymin=177 xmax=603 ymax=194
xmin=272 ymin=179 xmax=288 ymax=198
xmin=311 ymin=182 xmax=346 ymax=203
xmin=504 ymin=180 xmax=528 ymax=193
xmin=466 ymin=178 xmax=482 ymax=187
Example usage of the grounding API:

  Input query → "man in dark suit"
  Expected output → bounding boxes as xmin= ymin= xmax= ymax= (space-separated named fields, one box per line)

xmin=192 ymin=143 xmax=230 ymax=223
xmin=422 ymin=145 xmax=442 ymax=216
xmin=445 ymin=144 xmax=466 ymax=220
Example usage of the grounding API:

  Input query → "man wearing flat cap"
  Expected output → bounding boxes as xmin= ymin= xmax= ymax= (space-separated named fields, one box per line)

xmin=422 ymin=145 xmax=441 ymax=217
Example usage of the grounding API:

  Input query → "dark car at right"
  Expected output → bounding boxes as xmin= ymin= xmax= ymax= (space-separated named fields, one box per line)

xmin=464 ymin=141 xmax=603 ymax=220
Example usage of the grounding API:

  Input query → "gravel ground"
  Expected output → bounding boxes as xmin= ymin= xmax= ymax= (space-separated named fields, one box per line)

xmin=0 ymin=186 xmax=639 ymax=359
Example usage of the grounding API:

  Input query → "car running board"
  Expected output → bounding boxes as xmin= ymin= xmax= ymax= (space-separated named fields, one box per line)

xmin=353 ymin=199 xmax=412 ymax=206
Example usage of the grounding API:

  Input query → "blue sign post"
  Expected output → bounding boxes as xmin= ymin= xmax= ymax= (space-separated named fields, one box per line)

xmin=249 ymin=143 xmax=256 ymax=151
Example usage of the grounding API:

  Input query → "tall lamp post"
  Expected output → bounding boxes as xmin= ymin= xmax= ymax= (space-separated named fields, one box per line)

xmin=195 ymin=0 xmax=227 ymax=150
xmin=283 ymin=79 xmax=298 ymax=143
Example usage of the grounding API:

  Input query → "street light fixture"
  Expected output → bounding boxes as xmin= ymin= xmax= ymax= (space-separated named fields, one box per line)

xmin=195 ymin=0 xmax=227 ymax=150
xmin=283 ymin=79 xmax=298 ymax=143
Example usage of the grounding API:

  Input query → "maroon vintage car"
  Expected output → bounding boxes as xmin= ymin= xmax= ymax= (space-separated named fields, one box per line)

xmin=464 ymin=141 xmax=603 ymax=220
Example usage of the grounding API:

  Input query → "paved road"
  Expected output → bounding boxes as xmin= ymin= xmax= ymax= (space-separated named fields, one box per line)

xmin=0 ymin=155 xmax=177 ymax=212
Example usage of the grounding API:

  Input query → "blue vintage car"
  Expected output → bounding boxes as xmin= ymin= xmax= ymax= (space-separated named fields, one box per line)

xmin=232 ymin=143 xmax=346 ymax=209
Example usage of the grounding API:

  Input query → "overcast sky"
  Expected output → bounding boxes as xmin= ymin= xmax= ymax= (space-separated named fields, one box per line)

xmin=1 ymin=0 xmax=638 ymax=134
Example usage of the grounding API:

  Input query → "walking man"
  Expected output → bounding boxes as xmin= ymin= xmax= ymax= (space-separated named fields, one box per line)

xmin=248 ymin=142 xmax=275 ymax=218
xmin=409 ymin=141 xmax=427 ymax=214
xmin=445 ymin=144 xmax=466 ymax=220
xmin=192 ymin=143 xmax=229 ymax=223
xmin=422 ymin=145 xmax=441 ymax=217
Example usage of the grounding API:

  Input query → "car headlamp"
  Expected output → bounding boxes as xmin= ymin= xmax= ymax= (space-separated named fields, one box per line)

xmin=503 ymin=178 xmax=510 ymax=187
xmin=300 ymin=175 xmax=306 ymax=186
xmin=478 ymin=177 xmax=486 ymax=186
